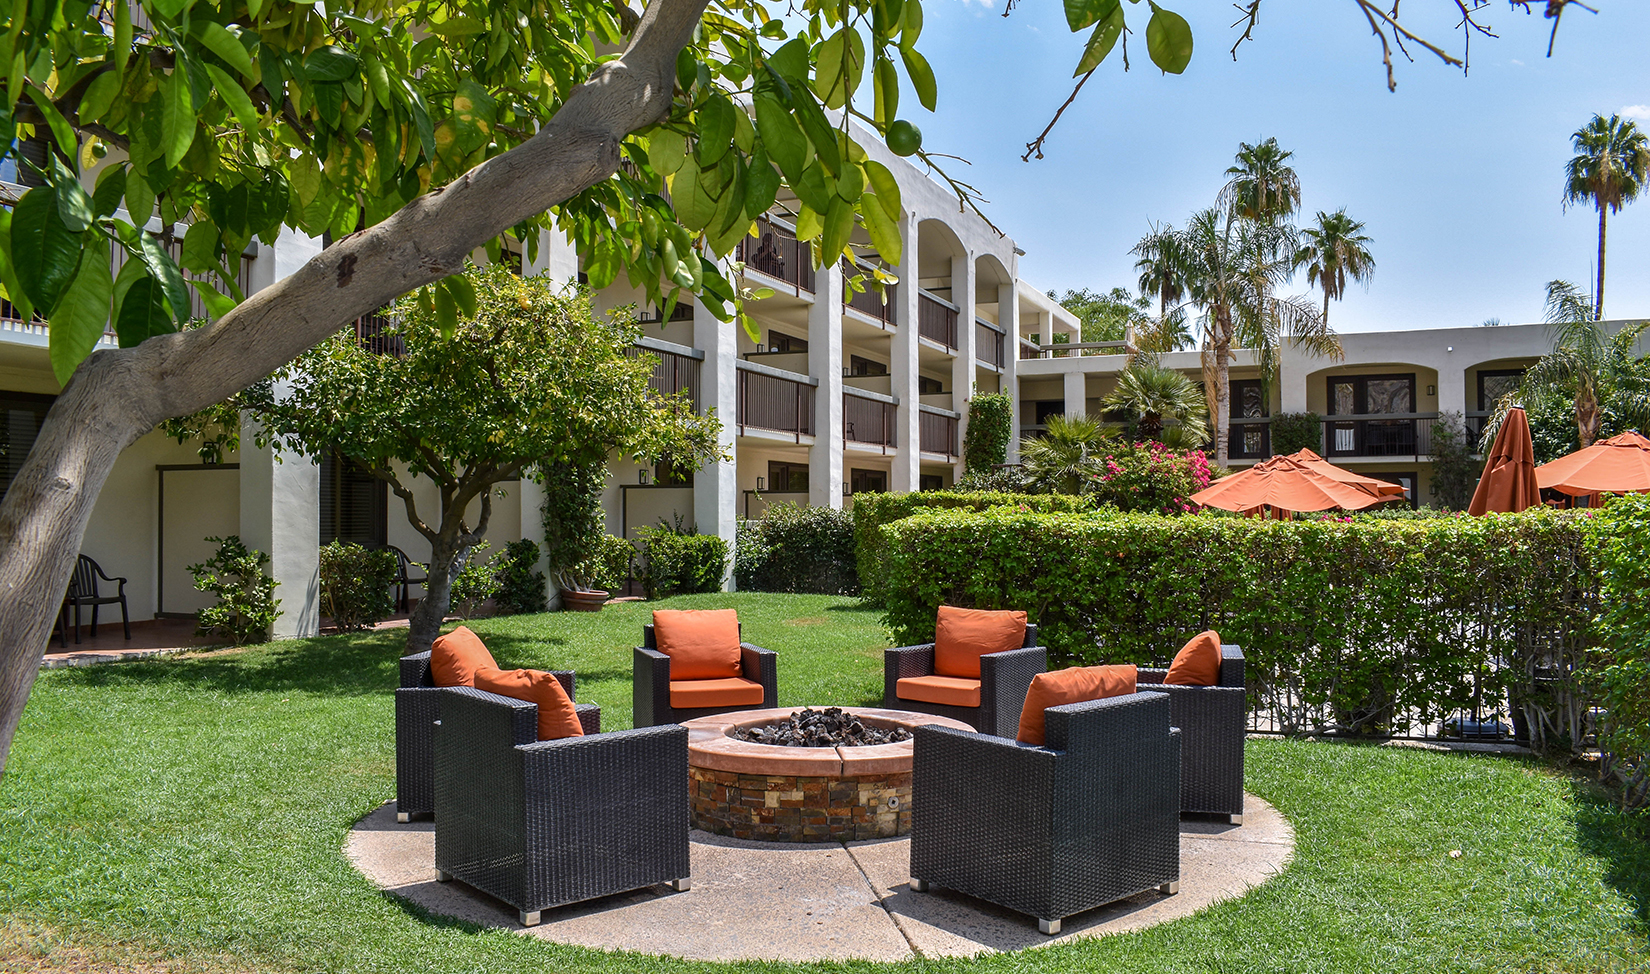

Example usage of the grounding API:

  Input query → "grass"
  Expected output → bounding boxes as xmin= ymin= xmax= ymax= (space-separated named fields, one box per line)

xmin=1 ymin=592 xmax=1646 ymax=973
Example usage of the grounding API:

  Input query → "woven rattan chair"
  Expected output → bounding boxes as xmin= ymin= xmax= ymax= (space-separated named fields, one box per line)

xmin=1138 ymin=644 xmax=1247 ymax=822
xmin=433 ymin=686 xmax=690 ymax=927
xmin=883 ymin=624 xmax=1045 ymax=737
xmin=395 ymin=650 xmax=600 ymax=821
xmin=60 ymin=554 xmax=131 ymax=646
xmin=909 ymin=690 xmax=1181 ymax=935
xmin=633 ymin=624 xmax=777 ymax=727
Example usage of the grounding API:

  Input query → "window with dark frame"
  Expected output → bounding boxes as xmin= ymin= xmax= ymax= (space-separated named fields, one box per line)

xmin=770 ymin=331 xmax=808 ymax=352
xmin=850 ymin=468 xmax=888 ymax=495
xmin=1229 ymin=379 xmax=1270 ymax=458
xmin=1034 ymin=400 xmax=1065 ymax=425
xmin=766 ymin=460 xmax=809 ymax=493
xmin=849 ymin=355 xmax=887 ymax=376
xmin=918 ymin=474 xmax=945 ymax=491
xmin=1326 ymin=373 xmax=1417 ymax=456
xmin=654 ymin=458 xmax=695 ymax=486
xmin=917 ymin=375 xmax=944 ymax=395
xmin=1477 ymin=369 xmax=1525 ymax=412
xmin=319 ymin=451 xmax=388 ymax=547
xmin=0 ymin=392 xmax=55 ymax=501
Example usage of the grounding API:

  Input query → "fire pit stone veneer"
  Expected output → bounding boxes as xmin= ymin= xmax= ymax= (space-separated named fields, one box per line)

xmin=683 ymin=707 xmax=974 ymax=843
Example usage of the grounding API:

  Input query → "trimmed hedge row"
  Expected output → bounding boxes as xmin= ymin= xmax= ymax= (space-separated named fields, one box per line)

xmin=852 ymin=491 xmax=1092 ymax=603
xmin=735 ymin=504 xmax=858 ymax=595
xmin=1589 ymin=494 xmax=1650 ymax=810
xmin=882 ymin=507 xmax=1600 ymax=752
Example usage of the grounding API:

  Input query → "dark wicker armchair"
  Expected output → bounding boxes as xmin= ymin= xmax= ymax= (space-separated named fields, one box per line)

xmin=433 ymin=686 xmax=690 ymax=927
xmin=633 ymin=624 xmax=778 ymax=727
xmin=395 ymin=650 xmax=600 ymax=821
xmin=883 ymin=624 xmax=1045 ymax=738
xmin=1138 ymin=644 xmax=1247 ymax=822
xmin=909 ymin=690 xmax=1181 ymax=935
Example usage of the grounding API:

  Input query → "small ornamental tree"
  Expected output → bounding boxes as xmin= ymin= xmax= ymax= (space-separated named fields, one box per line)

xmin=1427 ymin=411 xmax=1478 ymax=510
xmin=962 ymin=392 xmax=1013 ymax=475
xmin=255 ymin=263 xmax=719 ymax=653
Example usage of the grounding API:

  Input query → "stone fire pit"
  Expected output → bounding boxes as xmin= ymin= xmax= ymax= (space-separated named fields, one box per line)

xmin=683 ymin=707 xmax=972 ymax=843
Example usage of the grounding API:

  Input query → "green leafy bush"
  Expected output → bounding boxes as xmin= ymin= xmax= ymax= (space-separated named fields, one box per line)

xmin=882 ymin=507 xmax=1598 ymax=748
xmin=851 ymin=491 xmax=1093 ymax=604
xmin=318 ymin=541 xmax=398 ymax=631
xmin=190 ymin=536 xmax=282 ymax=645
xmin=1427 ymin=411 xmax=1478 ymax=510
xmin=580 ymin=535 xmax=636 ymax=593
xmin=1270 ymin=412 xmax=1322 ymax=457
xmin=962 ymin=392 xmax=1014 ymax=474
xmin=448 ymin=542 xmax=502 ymax=619
xmin=639 ymin=519 xmax=728 ymax=598
xmin=1589 ymin=494 xmax=1650 ymax=810
xmin=491 ymin=538 xmax=548 ymax=615
xmin=735 ymin=504 xmax=858 ymax=594
xmin=541 ymin=460 xmax=607 ymax=591
xmin=1084 ymin=441 xmax=1212 ymax=513
xmin=954 ymin=465 xmax=1032 ymax=494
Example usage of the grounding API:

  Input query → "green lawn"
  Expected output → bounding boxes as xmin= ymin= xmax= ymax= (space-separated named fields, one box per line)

xmin=1 ymin=592 xmax=1646 ymax=973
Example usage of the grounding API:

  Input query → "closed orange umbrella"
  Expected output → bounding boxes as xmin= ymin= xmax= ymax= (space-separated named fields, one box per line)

xmin=1193 ymin=453 xmax=1394 ymax=515
xmin=1535 ymin=430 xmax=1650 ymax=496
xmin=1467 ymin=406 xmax=1539 ymax=515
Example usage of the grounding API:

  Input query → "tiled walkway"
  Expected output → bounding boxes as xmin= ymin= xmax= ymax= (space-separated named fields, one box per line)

xmin=40 ymin=614 xmax=421 ymax=669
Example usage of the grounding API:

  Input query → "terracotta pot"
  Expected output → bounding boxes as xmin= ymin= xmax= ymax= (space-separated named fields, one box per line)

xmin=559 ymin=589 xmax=609 ymax=612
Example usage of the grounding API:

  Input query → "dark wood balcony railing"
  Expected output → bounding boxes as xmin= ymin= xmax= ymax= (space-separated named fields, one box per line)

xmin=919 ymin=409 xmax=958 ymax=458
xmin=1322 ymin=413 xmax=1438 ymax=458
xmin=349 ymin=309 xmax=404 ymax=356
xmin=737 ymin=218 xmax=814 ymax=292
xmin=1019 ymin=338 xmax=1041 ymax=360
xmin=842 ymin=260 xmax=896 ymax=323
xmin=737 ymin=366 xmax=814 ymax=440
xmin=843 ymin=392 xmax=896 ymax=450
xmin=917 ymin=292 xmax=957 ymax=349
xmin=976 ymin=320 xmax=1005 ymax=367
xmin=627 ymin=342 xmax=702 ymax=411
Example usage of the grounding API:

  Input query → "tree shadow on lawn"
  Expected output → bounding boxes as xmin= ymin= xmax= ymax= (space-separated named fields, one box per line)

xmin=1572 ymin=780 xmax=1650 ymax=933
xmin=40 ymin=630 xmax=408 ymax=698
xmin=474 ymin=633 xmax=631 ymax=686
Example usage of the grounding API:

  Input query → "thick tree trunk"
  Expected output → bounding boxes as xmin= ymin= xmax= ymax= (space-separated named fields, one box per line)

xmin=407 ymin=534 xmax=470 ymax=655
xmin=1597 ymin=206 xmax=1608 ymax=321
xmin=0 ymin=0 xmax=707 ymax=779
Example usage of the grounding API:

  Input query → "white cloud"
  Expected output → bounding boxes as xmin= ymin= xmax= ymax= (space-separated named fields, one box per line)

xmin=955 ymin=0 xmax=995 ymax=8
xmin=1510 ymin=59 xmax=1524 ymax=66
xmin=1622 ymin=105 xmax=1650 ymax=121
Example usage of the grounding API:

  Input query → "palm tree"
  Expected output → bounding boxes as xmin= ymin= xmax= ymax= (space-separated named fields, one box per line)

xmin=1219 ymin=137 xmax=1301 ymax=227
xmin=1176 ymin=208 xmax=1342 ymax=465
xmin=1295 ymin=209 xmax=1376 ymax=326
xmin=1518 ymin=279 xmax=1650 ymax=448
xmin=1020 ymin=413 xmax=1119 ymax=495
xmin=1563 ymin=113 xmax=1650 ymax=320
xmin=1134 ymin=305 xmax=1194 ymax=354
xmin=1131 ymin=222 xmax=1186 ymax=321
xmin=1102 ymin=361 xmax=1209 ymax=445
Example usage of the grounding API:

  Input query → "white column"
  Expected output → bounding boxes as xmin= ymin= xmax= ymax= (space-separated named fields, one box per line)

xmin=1437 ymin=353 xmax=1467 ymax=420
xmin=809 ymin=262 xmax=845 ymax=508
xmin=891 ymin=211 xmax=921 ymax=492
xmin=528 ymin=225 xmax=580 ymax=286
xmin=694 ymin=305 xmax=738 ymax=589
xmin=1277 ymin=342 xmax=1309 ymax=414
xmin=1064 ymin=370 xmax=1087 ymax=419
xmin=239 ymin=396 xmax=320 ymax=639
xmin=1000 ymin=282 xmax=1022 ymax=463
xmin=949 ymin=256 xmax=977 ymax=479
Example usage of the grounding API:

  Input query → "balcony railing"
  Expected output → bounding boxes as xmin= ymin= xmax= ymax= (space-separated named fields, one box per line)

xmin=1019 ymin=338 xmax=1041 ymax=360
xmin=737 ymin=218 xmax=814 ymax=292
xmin=349 ymin=309 xmax=404 ymax=356
xmin=1322 ymin=413 xmax=1439 ymax=458
xmin=918 ymin=292 xmax=957 ymax=349
xmin=977 ymin=320 xmax=1005 ymax=368
xmin=737 ymin=365 xmax=814 ymax=440
xmin=919 ymin=408 xmax=958 ymax=458
xmin=843 ymin=391 xmax=896 ymax=450
xmin=628 ymin=337 xmax=703 ymax=411
xmin=842 ymin=260 xmax=896 ymax=323
xmin=1021 ymin=340 xmax=1128 ymax=359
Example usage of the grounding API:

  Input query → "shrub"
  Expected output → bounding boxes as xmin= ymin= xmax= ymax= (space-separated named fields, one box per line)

xmin=954 ymin=465 xmax=1032 ymax=494
xmin=639 ymin=518 xmax=728 ymax=597
xmin=1083 ymin=441 xmax=1212 ymax=514
xmin=580 ymin=534 xmax=636 ymax=593
xmin=1427 ymin=410 xmax=1478 ymax=510
xmin=541 ymin=460 xmax=606 ymax=591
xmin=882 ymin=507 xmax=1597 ymax=748
xmin=190 ymin=536 xmax=282 ymax=645
xmin=962 ymin=392 xmax=1014 ymax=474
xmin=851 ymin=491 xmax=1092 ymax=603
xmin=1589 ymin=494 xmax=1650 ymax=810
xmin=318 ymin=541 xmax=398 ymax=631
xmin=491 ymin=538 xmax=548 ymax=615
xmin=735 ymin=504 xmax=858 ymax=594
xmin=1270 ymin=412 xmax=1322 ymax=457
xmin=449 ymin=541 xmax=501 ymax=619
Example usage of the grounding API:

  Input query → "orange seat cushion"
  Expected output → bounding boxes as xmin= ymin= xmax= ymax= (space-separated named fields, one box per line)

xmin=1164 ymin=631 xmax=1222 ymax=686
xmin=933 ymin=606 xmax=1028 ymax=679
xmin=653 ymin=609 xmax=743 ymax=680
xmin=1016 ymin=664 xmax=1138 ymax=746
xmin=430 ymin=626 xmax=498 ymax=687
xmin=475 ymin=667 xmax=586 ymax=740
xmin=669 ymin=677 xmax=766 ymax=709
xmin=895 ymin=675 xmax=982 ymax=708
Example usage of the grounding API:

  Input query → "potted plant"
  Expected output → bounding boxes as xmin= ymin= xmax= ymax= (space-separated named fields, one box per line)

xmin=541 ymin=460 xmax=611 ymax=610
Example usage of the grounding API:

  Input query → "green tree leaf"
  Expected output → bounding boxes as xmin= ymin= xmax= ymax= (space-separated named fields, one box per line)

xmin=189 ymin=21 xmax=258 ymax=79
xmin=12 ymin=186 xmax=81 ymax=311
xmin=51 ymin=157 xmax=96 ymax=233
xmin=1075 ymin=4 xmax=1126 ymax=75
xmin=48 ymin=238 xmax=113 ymax=382
xmin=92 ymin=165 xmax=127 ymax=219
xmin=188 ymin=279 xmax=238 ymax=319
xmin=787 ymin=85 xmax=840 ymax=177
xmin=113 ymin=276 xmax=170 ymax=350
xmin=875 ymin=57 xmax=899 ymax=127
xmin=745 ymin=150 xmax=780 ymax=219
xmin=433 ymin=283 xmax=458 ymax=338
xmin=161 ymin=65 xmax=197 ymax=169
xmin=817 ymin=27 xmax=867 ymax=111
xmin=445 ymin=272 xmax=478 ymax=318
xmin=900 ymin=47 xmax=936 ymax=112
xmin=1065 ymin=0 xmax=1119 ymax=32
xmin=181 ymin=221 xmax=220 ymax=273
xmin=125 ymin=172 xmax=155 ymax=226
xmin=1146 ymin=3 xmax=1194 ymax=75
xmin=78 ymin=69 xmax=121 ymax=124
xmin=650 ymin=128 xmax=686 ymax=175
xmin=304 ymin=45 xmax=359 ymax=82
xmin=0 ymin=208 xmax=35 ymax=324
xmin=204 ymin=63 xmax=260 ymax=132
xmin=137 ymin=230 xmax=192 ymax=329
xmin=860 ymin=191 xmax=902 ymax=264
xmin=697 ymin=96 xmax=736 ymax=166
xmin=24 ymin=86 xmax=76 ymax=159
xmin=820 ymin=195 xmax=854 ymax=266
xmin=864 ymin=160 xmax=902 ymax=221
xmin=754 ymin=93 xmax=808 ymax=184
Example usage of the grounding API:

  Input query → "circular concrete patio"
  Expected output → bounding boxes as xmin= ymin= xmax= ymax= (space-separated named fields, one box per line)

xmin=346 ymin=795 xmax=1293 ymax=961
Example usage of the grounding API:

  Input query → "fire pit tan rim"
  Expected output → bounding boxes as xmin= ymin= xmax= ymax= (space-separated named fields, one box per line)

xmin=682 ymin=707 xmax=974 ymax=777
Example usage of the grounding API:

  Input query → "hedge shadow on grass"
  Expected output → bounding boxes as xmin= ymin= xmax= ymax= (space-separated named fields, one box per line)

xmin=40 ymin=631 xmax=405 ymax=697
xmin=1573 ymin=783 xmax=1650 ymax=932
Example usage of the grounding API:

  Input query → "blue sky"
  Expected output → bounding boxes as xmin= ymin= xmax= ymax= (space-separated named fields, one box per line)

xmin=904 ymin=0 xmax=1650 ymax=332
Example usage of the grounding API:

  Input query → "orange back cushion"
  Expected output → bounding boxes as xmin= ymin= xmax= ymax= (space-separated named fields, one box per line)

xmin=652 ymin=609 xmax=743 ymax=680
xmin=934 ymin=606 xmax=1028 ymax=679
xmin=1164 ymin=631 xmax=1222 ymax=686
xmin=429 ymin=626 xmax=497 ymax=687
xmin=1016 ymin=664 xmax=1138 ymax=746
xmin=475 ymin=667 xmax=586 ymax=741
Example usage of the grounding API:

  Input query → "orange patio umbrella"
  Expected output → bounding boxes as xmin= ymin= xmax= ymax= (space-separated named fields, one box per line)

xmin=1468 ymin=406 xmax=1539 ymax=515
xmin=1287 ymin=449 xmax=1409 ymax=501
xmin=1192 ymin=452 xmax=1395 ymax=516
xmin=1535 ymin=430 xmax=1650 ymax=497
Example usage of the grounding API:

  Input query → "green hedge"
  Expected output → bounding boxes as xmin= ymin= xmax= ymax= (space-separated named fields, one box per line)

xmin=1589 ymin=495 xmax=1650 ymax=810
xmin=883 ymin=507 xmax=1598 ymax=747
xmin=318 ymin=540 xmax=396 ymax=632
xmin=639 ymin=529 xmax=728 ymax=598
xmin=735 ymin=504 xmax=858 ymax=595
xmin=851 ymin=491 xmax=1092 ymax=604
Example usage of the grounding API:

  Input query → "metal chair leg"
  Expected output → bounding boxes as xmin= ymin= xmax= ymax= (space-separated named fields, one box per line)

xmin=1159 ymin=880 xmax=1179 ymax=895
xmin=121 ymin=599 xmax=131 ymax=640
xmin=519 ymin=910 xmax=541 ymax=927
xmin=1038 ymin=917 xmax=1062 ymax=935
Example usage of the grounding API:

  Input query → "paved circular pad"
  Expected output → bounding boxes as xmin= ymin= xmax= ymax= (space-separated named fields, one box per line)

xmin=347 ymin=794 xmax=1293 ymax=961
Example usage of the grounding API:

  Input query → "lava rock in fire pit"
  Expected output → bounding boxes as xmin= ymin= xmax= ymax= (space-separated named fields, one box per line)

xmin=734 ymin=707 xmax=913 ymax=748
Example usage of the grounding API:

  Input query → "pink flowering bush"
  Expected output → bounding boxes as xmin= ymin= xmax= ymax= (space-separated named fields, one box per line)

xmin=1084 ymin=441 xmax=1212 ymax=514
